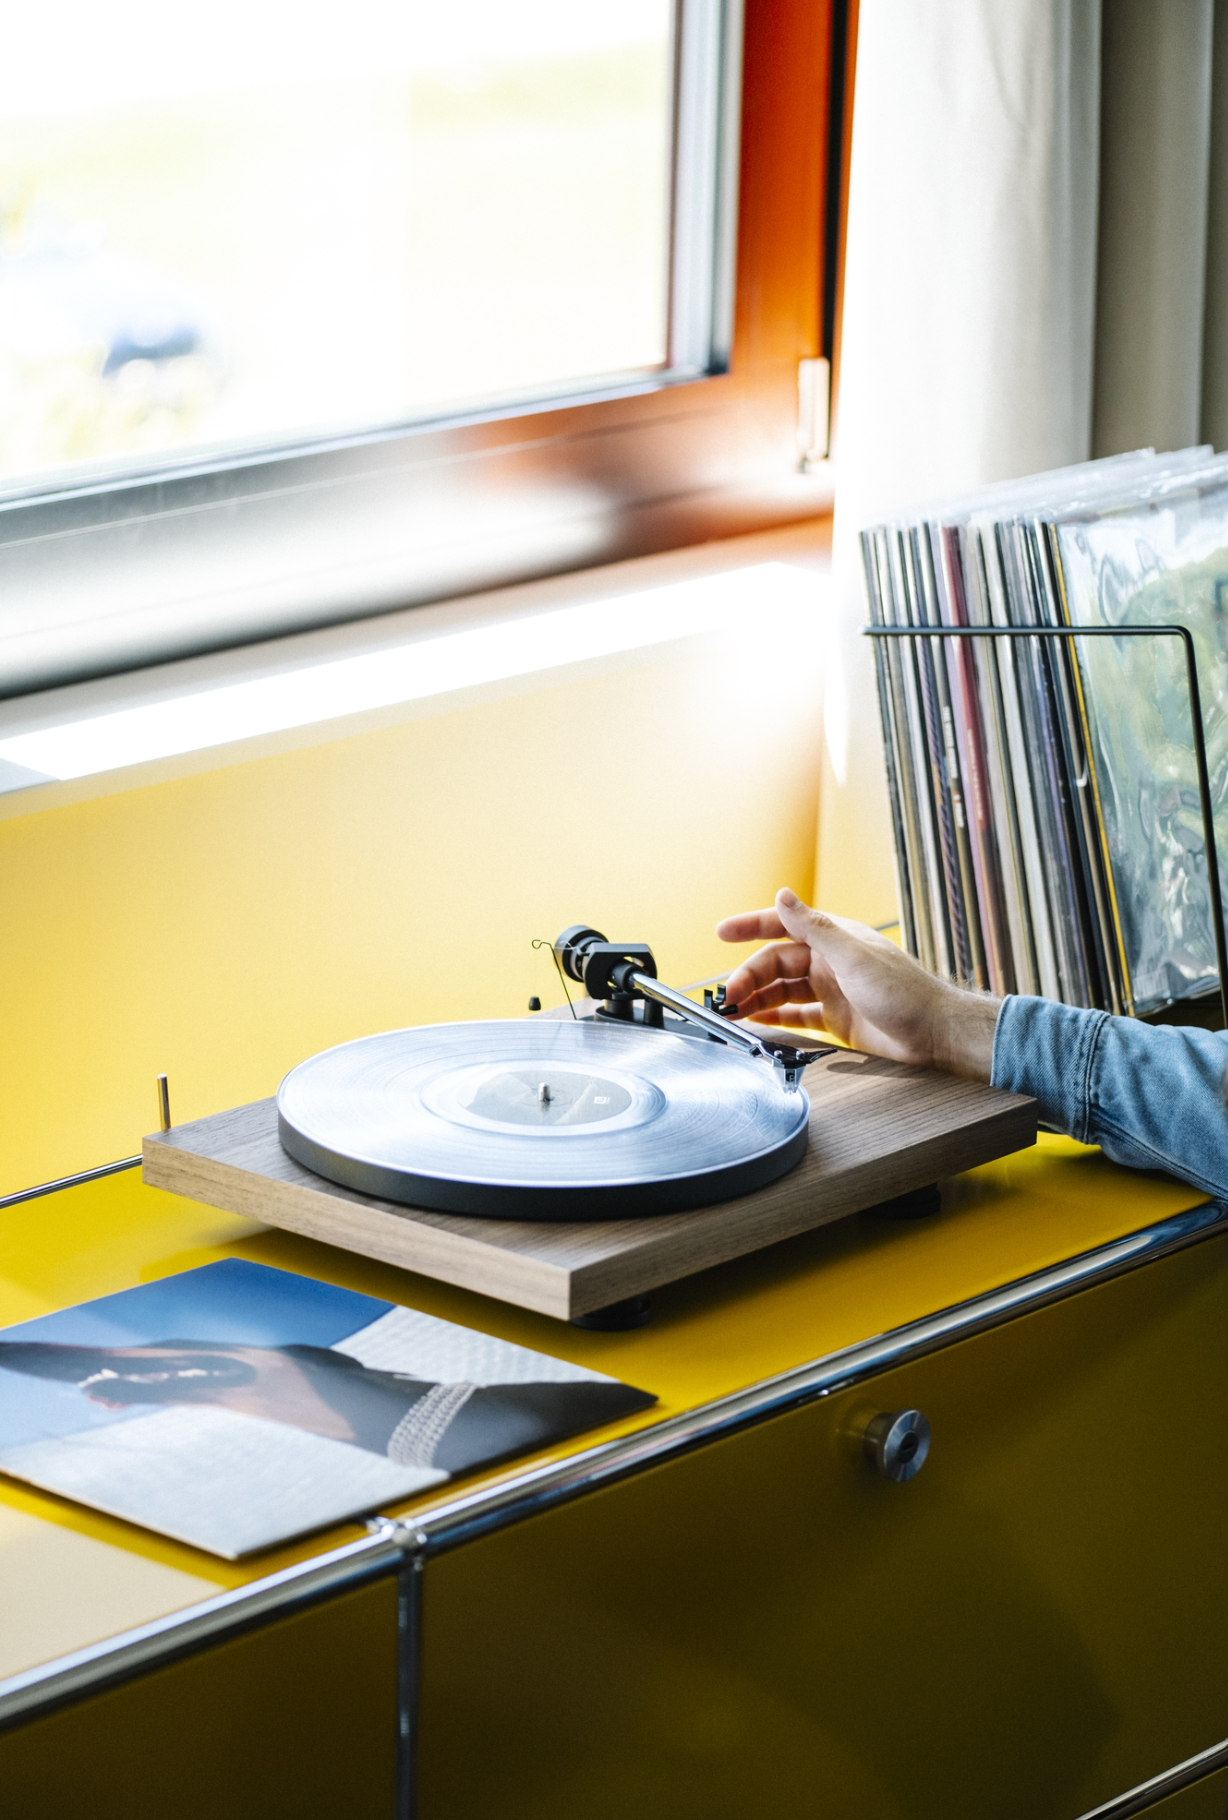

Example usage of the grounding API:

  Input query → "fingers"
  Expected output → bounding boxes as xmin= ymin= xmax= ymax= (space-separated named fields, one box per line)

xmin=722 ymin=940 xmax=815 ymax=1013
xmin=718 ymin=888 xmax=972 ymax=1071
xmin=775 ymin=889 xmax=896 ymax=959
xmin=729 ymin=977 xmax=824 ymax=1020
xmin=739 ymin=1004 xmax=833 ymax=1033
xmin=775 ymin=889 xmax=861 ymax=958
xmin=715 ymin=908 xmax=788 ymax=945
xmin=718 ymin=892 xmax=882 ymax=970
xmin=718 ymin=890 xmax=903 ymax=1042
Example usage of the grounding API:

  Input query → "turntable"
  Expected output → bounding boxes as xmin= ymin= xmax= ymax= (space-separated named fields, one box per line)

xmin=277 ymin=926 xmax=826 ymax=1220
xmin=143 ymin=925 xmax=1037 ymax=1324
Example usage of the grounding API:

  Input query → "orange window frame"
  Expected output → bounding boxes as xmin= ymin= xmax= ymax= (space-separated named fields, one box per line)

xmin=432 ymin=0 xmax=858 ymax=559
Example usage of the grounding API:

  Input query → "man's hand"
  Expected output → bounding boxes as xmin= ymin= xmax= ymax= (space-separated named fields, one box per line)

xmin=716 ymin=888 xmax=1000 ymax=1082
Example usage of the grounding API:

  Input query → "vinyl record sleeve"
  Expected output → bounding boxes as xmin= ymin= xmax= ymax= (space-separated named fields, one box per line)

xmin=862 ymin=528 xmax=925 ymax=965
xmin=974 ymin=513 xmax=1060 ymax=998
xmin=1023 ymin=516 xmax=1118 ymax=1012
xmin=959 ymin=521 xmax=1037 ymax=995
xmin=882 ymin=526 xmax=952 ymax=975
xmin=0 ymin=1260 xmax=655 ymax=1558
xmin=998 ymin=517 xmax=1094 ymax=1006
xmin=1051 ymin=470 xmax=1228 ymax=1013
xmin=932 ymin=519 xmax=1012 ymax=994
xmin=912 ymin=524 xmax=983 ymax=984
xmin=898 ymin=526 xmax=971 ymax=980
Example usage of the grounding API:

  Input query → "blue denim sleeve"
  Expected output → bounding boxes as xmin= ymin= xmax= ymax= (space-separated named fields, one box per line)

xmin=990 ymin=994 xmax=1228 ymax=1199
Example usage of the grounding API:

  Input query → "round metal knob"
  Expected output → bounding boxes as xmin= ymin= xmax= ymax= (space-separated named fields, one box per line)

xmin=863 ymin=1409 xmax=930 ymax=1482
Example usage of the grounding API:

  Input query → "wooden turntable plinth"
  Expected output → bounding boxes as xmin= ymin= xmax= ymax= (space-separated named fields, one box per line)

xmin=142 ymin=1050 xmax=1036 ymax=1321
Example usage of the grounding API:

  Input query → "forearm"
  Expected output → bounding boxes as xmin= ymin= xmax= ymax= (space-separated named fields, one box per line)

xmin=929 ymin=982 xmax=1000 ymax=1080
xmin=990 ymin=996 xmax=1228 ymax=1199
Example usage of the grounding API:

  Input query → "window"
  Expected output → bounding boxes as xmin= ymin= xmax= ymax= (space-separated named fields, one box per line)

xmin=0 ymin=0 xmax=849 ymax=698
xmin=2 ymin=1 xmax=686 ymax=474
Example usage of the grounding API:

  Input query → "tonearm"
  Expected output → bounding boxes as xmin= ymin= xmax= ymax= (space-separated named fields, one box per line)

xmin=552 ymin=926 xmax=830 ymax=1092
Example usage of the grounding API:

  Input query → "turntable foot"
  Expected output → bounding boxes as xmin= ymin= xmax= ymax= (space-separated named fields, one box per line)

xmin=571 ymin=1294 xmax=652 ymax=1331
xmin=864 ymin=1183 xmax=941 ymax=1220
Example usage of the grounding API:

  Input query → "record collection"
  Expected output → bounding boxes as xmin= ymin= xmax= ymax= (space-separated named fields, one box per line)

xmin=862 ymin=447 xmax=1228 ymax=1018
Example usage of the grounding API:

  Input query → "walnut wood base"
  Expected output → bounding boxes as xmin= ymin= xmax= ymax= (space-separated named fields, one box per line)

xmin=142 ymin=1054 xmax=1036 ymax=1321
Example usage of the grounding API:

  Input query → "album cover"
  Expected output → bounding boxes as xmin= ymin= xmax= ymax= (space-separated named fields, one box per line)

xmin=0 ymin=1259 xmax=655 ymax=1558
xmin=1053 ymin=476 xmax=1228 ymax=1013
xmin=862 ymin=528 xmax=924 ymax=966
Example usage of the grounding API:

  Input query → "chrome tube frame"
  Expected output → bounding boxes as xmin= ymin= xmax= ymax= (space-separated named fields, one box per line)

xmin=0 ymin=1524 xmax=407 ymax=1732
xmin=404 ymin=1200 xmax=1226 ymax=1558
xmin=1075 ymin=1735 xmax=1228 ymax=1818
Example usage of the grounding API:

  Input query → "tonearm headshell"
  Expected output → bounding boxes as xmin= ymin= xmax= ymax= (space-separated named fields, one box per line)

xmin=552 ymin=925 xmax=832 ymax=1092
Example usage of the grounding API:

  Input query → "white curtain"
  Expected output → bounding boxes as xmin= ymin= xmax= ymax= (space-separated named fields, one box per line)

xmin=817 ymin=0 xmax=1103 ymax=924
xmin=818 ymin=0 xmax=1228 ymax=927
xmin=1094 ymin=0 xmax=1214 ymax=455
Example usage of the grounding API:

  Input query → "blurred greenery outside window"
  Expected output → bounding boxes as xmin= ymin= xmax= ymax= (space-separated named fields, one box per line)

xmin=0 ymin=0 xmax=674 ymax=485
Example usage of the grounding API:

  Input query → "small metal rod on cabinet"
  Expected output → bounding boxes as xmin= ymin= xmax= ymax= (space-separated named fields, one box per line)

xmin=0 ymin=1076 xmax=174 ymax=1212
xmin=0 ymin=1154 xmax=141 ymax=1211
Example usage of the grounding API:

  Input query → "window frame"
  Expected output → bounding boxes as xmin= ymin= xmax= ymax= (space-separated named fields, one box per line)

xmin=0 ymin=0 xmax=853 ymax=700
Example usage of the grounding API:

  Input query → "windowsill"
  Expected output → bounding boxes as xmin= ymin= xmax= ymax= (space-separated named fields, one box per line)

xmin=0 ymin=517 xmax=831 ymax=821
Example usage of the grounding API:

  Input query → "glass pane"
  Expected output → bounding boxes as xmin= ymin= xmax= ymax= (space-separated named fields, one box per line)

xmin=0 ymin=0 xmax=673 ymax=483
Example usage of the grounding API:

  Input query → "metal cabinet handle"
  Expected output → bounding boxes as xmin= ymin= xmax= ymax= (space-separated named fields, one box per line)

xmin=863 ymin=1409 xmax=930 ymax=1482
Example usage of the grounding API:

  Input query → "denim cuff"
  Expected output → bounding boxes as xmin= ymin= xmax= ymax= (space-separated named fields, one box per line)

xmin=991 ymin=993 xmax=1228 ymax=1199
xmin=990 ymin=995 xmax=1107 ymax=1142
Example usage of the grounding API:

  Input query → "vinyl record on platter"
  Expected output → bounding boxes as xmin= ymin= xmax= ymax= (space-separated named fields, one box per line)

xmin=277 ymin=1019 xmax=810 ymax=1220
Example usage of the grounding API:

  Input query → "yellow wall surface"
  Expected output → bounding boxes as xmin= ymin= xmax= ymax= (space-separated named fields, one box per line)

xmin=1 ymin=538 xmax=829 ymax=1194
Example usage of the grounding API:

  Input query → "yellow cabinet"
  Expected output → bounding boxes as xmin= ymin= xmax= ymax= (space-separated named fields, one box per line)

xmin=1146 ymin=1772 xmax=1228 ymax=1817
xmin=2 ymin=1158 xmax=1225 ymax=1819
xmin=0 ymin=1579 xmax=398 ymax=1820
xmin=417 ymin=1232 xmax=1228 ymax=1819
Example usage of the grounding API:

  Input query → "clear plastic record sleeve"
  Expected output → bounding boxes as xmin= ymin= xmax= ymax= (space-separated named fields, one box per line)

xmin=1050 ymin=461 xmax=1228 ymax=1015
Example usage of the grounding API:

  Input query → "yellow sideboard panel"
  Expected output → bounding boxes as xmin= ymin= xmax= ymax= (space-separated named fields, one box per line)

xmin=418 ymin=1231 xmax=1228 ymax=1820
xmin=0 ymin=1576 xmax=397 ymax=1820
xmin=1149 ymin=1770 xmax=1228 ymax=1816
